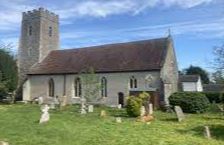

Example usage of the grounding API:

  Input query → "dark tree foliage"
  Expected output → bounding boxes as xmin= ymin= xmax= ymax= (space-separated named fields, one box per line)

xmin=183 ymin=65 xmax=209 ymax=84
xmin=0 ymin=44 xmax=18 ymax=98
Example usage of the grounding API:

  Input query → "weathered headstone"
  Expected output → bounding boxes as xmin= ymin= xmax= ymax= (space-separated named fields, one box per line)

xmin=116 ymin=117 xmax=122 ymax=123
xmin=174 ymin=106 xmax=185 ymax=122
xmin=117 ymin=104 xmax=122 ymax=109
xmin=39 ymin=104 xmax=50 ymax=124
xmin=61 ymin=95 xmax=67 ymax=107
xmin=49 ymin=102 xmax=56 ymax=109
xmin=149 ymin=103 xmax=153 ymax=115
xmin=204 ymin=126 xmax=211 ymax=139
xmin=140 ymin=106 xmax=146 ymax=117
xmin=100 ymin=110 xmax=106 ymax=117
xmin=38 ymin=96 xmax=44 ymax=105
xmin=80 ymin=102 xmax=87 ymax=114
xmin=88 ymin=105 xmax=94 ymax=113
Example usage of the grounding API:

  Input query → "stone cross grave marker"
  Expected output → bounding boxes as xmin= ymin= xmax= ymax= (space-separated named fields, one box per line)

xmin=39 ymin=104 xmax=50 ymax=124
xmin=174 ymin=106 xmax=185 ymax=122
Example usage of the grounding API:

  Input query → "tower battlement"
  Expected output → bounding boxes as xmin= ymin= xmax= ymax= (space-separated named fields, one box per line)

xmin=22 ymin=7 xmax=59 ymax=22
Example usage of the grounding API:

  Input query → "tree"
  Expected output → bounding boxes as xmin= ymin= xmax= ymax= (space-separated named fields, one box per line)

xmin=212 ymin=44 xmax=224 ymax=84
xmin=183 ymin=65 xmax=209 ymax=84
xmin=0 ymin=44 xmax=18 ymax=100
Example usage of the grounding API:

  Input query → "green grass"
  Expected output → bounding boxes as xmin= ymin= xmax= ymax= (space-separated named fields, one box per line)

xmin=0 ymin=104 xmax=223 ymax=145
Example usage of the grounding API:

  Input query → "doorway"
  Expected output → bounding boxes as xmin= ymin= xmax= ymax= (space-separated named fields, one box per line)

xmin=118 ymin=92 xmax=124 ymax=107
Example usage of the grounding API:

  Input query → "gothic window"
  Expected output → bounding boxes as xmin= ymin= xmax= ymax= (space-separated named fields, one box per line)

xmin=28 ymin=26 xmax=32 ymax=36
xmin=48 ymin=78 xmax=54 ymax=97
xmin=101 ymin=77 xmax=107 ymax=97
xmin=75 ymin=77 xmax=82 ymax=97
xmin=130 ymin=76 xmax=137 ymax=89
xmin=49 ymin=26 xmax=52 ymax=37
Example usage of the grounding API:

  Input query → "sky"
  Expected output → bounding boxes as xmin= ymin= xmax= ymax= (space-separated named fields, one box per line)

xmin=0 ymin=0 xmax=223 ymax=73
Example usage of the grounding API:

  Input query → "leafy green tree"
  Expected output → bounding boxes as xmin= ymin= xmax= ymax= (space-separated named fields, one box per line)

xmin=212 ymin=70 xmax=224 ymax=84
xmin=183 ymin=65 xmax=209 ymax=84
xmin=0 ymin=44 xmax=18 ymax=99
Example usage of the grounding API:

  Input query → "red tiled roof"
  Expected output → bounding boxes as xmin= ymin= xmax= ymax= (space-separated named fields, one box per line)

xmin=29 ymin=37 xmax=169 ymax=75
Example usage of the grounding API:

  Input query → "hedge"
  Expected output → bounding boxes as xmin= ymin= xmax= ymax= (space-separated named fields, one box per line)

xmin=169 ymin=92 xmax=210 ymax=113
xmin=203 ymin=92 xmax=224 ymax=103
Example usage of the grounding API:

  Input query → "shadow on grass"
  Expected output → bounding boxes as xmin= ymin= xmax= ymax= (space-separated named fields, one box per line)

xmin=202 ymin=116 xmax=224 ymax=121
xmin=176 ymin=125 xmax=224 ymax=141
xmin=161 ymin=118 xmax=177 ymax=122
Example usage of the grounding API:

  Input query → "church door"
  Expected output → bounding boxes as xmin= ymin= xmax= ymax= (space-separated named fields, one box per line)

xmin=118 ymin=92 xmax=124 ymax=107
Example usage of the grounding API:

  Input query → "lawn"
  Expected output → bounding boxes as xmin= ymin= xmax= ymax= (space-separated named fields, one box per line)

xmin=0 ymin=104 xmax=223 ymax=145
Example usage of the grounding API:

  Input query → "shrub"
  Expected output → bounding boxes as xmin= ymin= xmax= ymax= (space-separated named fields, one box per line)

xmin=126 ymin=96 xmax=142 ymax=117
xmin=204 ymin=92 xmax=223 ymax=103
xmin=169 ymin=92 xmax=210 ymax=113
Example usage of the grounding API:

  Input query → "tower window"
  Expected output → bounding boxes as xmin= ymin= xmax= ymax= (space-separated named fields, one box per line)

xmin=49 ymin=26 xmax=52 ymax=37
xmin=28 ymin=26 xmax=32 ymax=36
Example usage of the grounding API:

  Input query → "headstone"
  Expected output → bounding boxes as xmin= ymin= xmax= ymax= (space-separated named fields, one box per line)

xmin=117 ymin=104 xmax=122 ymax=109
xmin=116 ymin=117 xmax=122 ymax=123
xmin=140 ymin=106 xmax=146 ymax=117
xmin=38 ymin=96 xmax=44 ymax=105
xmin=61 ymin=96 xmax=67 ymax=107
xmin=49 ymin=102 xmax=55 ymax=109
xmin=80 ymin=102 xmax=87 ymax=114
xmin=100 ymin=110 xmax=106 ymax=117
xmin=204 ymin=126 xmax=211 ymax=139
xmin=39 ymin=104 xmax=50 ymax=124
xmin=0 ymin=141 xmax=9 ymax=145
xmin=174 ymin=106 xmax=185 ymax=122
xmin=149 ymin=103 xmax=153 ymax=115
xmin=88 ymin=105 xmax=94 ymax=113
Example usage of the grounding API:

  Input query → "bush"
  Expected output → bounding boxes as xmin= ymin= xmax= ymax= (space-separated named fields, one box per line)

xmin=169 ymin=92 xmax=210 ymax=113
xmin=204 ymin=92 xmax=223 ymax=103
xmin=126 ymin=96 xmax=142 ymax=117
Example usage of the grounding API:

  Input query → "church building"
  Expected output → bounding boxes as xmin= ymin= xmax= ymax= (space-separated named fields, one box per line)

xmin=18 ymin=8 xmax=179 ymax=107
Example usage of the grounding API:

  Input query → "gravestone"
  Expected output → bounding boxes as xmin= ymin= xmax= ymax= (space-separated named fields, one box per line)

xmin=204 ymin=126 xmax=211 ymax=139
xmin=0 ymin=141 xmax=9 ymax=145
xmin=116 ymin=117 xmax=122 ymax=123
xmin=61 ymin=96 xmax=67 ymax=107
xmin=88 ymin=105 xmax=94 ymax=113
xmin=174 ymin=106 xmax=185 ymax=122
xmin=117 ymin=104 xmax=122 ymax=109
xmin=149 ymin=103 xmax=153 ymax=115
xmin=38 ymin=96 xmax=44 ymax=105
xmin=140 ymin=106 xmax=146 ymax=117
xmin=49 ymin=102 xmax=56 ymax=109
xmin=39 ymin=104 xmax=50 ymax=124
xmin=80 ymin=102 xmax=87 ymax=114
xmin=100 ymin=110 xmax=106 ymax=117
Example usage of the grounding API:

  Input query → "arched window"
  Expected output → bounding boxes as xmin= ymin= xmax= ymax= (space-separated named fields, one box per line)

xmin=130 ymin=76 xmax=137 ymax=89
xmin=28 ymin=26 xmax=32 ymax=36
xmin=75 ymin=77 xmax=82 ymax=97
xmin=101 ymin=77 xmax=107 ymax=97
xmin=49 ymin=26 xmax=52 ymax=37
xmin=48 ymin=78 xmax=54 ymax=97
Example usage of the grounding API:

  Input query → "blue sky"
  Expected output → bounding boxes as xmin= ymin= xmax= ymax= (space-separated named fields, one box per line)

xmin=0 ymin=0 xmax=223 ymax=73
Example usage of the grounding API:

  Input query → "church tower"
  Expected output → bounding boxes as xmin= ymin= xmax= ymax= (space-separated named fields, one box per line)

xmin=18 ymin=8 xmax=59 ymax=84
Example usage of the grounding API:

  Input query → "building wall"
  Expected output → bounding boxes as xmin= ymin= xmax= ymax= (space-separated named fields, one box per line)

xmin=182 ymin=82 xmax=197 ymax=92
xmin=25 ymin=71 xmax=161 ymax=106
xmin=160 ymin=37 xmax=179 ymax=105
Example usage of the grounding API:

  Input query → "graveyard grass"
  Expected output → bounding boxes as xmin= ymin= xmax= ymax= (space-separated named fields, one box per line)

xmin=0 ymin=104 xmax=224 ymax=145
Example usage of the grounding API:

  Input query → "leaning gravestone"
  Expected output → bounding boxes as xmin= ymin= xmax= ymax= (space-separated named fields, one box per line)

xmin=39 ymin=104 xmax=50 ymax=124
xmin=204 ymin=126 xmax=211 ymax=139
xmin=174 ymin=106 xmax=185 ymax=122
xmin=117 ymin=104 xmax=122 ymax=109
xmin=38 ymin=96 xmax=44 ymax=105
